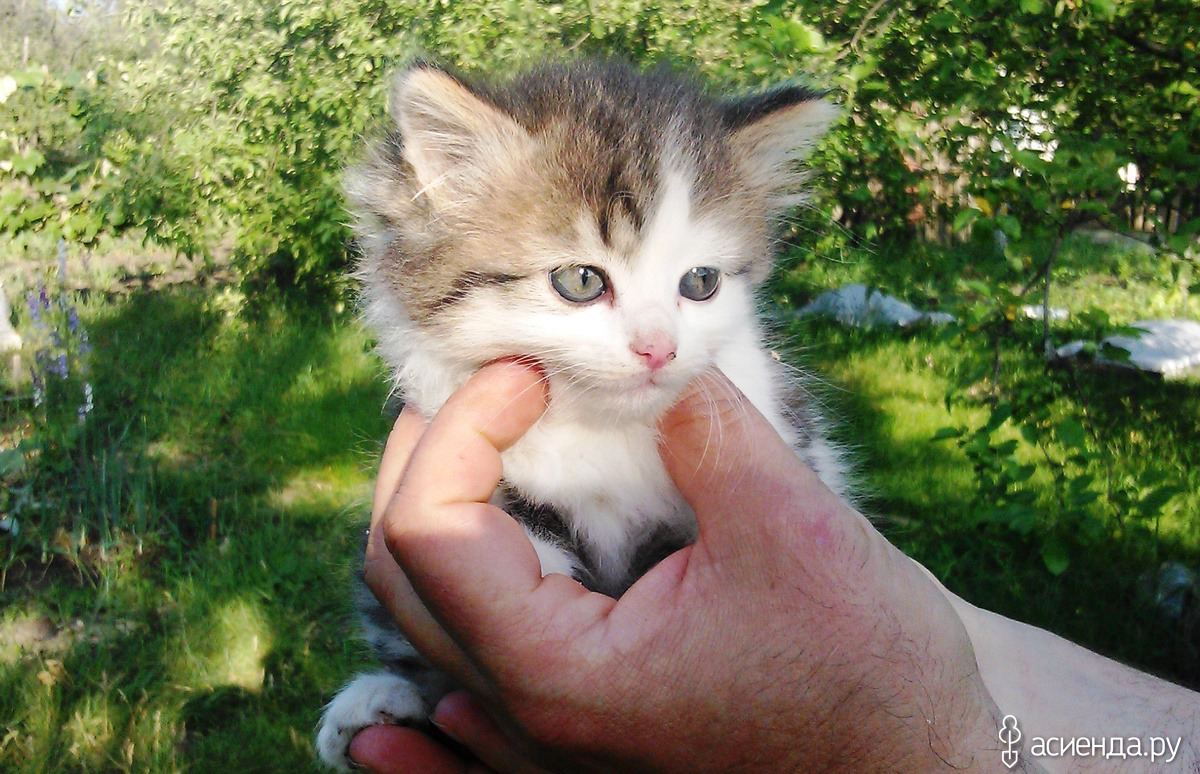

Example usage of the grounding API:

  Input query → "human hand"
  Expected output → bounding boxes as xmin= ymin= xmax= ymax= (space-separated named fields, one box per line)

xmin=350 ymin=361 xmax=1007 ymax=772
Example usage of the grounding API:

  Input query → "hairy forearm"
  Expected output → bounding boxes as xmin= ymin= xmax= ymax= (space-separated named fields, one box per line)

xmin=957 ymin=599 xmax=1200 ymax=772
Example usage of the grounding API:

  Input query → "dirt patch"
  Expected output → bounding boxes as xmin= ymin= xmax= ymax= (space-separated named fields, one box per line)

xmin=0 ymin=237 xmax=234 ymax=300
xmin=0 ymin=611 xmax=144 ymax=664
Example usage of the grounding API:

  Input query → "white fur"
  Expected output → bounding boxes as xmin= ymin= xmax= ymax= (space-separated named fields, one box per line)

xmin=316 ymin=672 xmax=425 ymax=770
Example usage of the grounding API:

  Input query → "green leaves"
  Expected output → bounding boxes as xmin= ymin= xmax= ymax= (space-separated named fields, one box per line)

xmin=9 ymin=67 xmax=48 ymax=89
xmin=1040 ymin=535 xmax=1070 ymax=575
xmin=7 ymin=148 xmax=45 ymax=176
xmin=1055 ymin=418 xmax=1086 ymax=449
xmin=0 ymin=446 xmax=26 ymax=478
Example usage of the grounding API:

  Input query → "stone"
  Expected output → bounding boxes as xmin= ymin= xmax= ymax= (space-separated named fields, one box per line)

xmin=797 ymin=284 xmax=956 ymax=328
xmin=1057 ymin=319 xmax=1200 ymax=378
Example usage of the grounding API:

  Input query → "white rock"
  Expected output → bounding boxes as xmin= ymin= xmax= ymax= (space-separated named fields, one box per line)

xmin=1022 ymin=305 xmax=1069 ymax=321
xmin=1057 ymin=319 xmax=1200 ymax=378
xmin=798 ymin=284 xmax=956 ymax=328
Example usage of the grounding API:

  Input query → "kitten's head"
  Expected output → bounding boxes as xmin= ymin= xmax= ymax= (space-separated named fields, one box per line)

xmin=350 ymin=59 xmax=835 ymax=421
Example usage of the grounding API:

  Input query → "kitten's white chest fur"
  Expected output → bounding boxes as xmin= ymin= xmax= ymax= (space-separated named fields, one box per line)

xmin=500 ymin=322 xmax=798 ymax=590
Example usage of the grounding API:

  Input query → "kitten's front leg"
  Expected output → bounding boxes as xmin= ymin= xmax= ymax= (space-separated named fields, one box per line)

xmin=316 ymin=527 xmax=582 ymax=770
xmin=316 ymin=578 xmax=450 ymax=770
xmin=316 ymin=671 xmax=426 ymax=770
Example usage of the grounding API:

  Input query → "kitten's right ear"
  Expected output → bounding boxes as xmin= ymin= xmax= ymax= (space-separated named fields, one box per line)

xmin=721 ymin=84 xmax=839 ymax=208
xmin=392 ymin=64 xmax=532 ymax=204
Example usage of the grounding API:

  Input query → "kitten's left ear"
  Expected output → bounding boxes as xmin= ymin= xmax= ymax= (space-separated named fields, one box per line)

xmin=721 ymin=85 xmax=839 ymax=206
xmin=391 ymin=63 xmax=534 ymax=207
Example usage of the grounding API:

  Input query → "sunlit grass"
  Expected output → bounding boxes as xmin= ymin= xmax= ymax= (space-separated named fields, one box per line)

xmin=170 ymin=597 xmax=271 ymax=693
xmin=789 ymin=248 xmax=1199 ymax=684
xmin=1 ymin=287 xmax=387 ymax=771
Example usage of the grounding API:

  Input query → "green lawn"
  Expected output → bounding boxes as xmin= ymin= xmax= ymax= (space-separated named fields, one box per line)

xmin=2 ymin=289 xmax=391 ymax=770
xmin=795 ymin=320 xmax=1199 ymax=686
xmin=1 ymin=239 xmax=1198 ymax=770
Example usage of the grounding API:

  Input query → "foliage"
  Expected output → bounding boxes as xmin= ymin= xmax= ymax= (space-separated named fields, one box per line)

xmin=925 ymin=274 xmax=1189 ymax=579
xmin=2 ymin=0 xmax=1196 ymax=302
xmin=111 ymin=0 xmax=833 ymax=303
xmin=0 ymin=64 xmax=210 ymax=258
xmin=798 ymin=312 xmax=1199 ymax=689
xmin=797 ymin=0 xmax=1200 ymax=255
xmin=0 ymin=247 xmax=111 ymax=582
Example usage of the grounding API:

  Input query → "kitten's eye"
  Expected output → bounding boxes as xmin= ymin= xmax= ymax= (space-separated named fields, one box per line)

xmin=550 ymin=265 xmax=608 ymax=303
xmin=679 ymin=267 xmax=721 ymax=301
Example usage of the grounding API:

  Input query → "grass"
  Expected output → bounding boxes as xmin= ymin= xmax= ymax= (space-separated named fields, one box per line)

xmin=793 ymin=320 xmax=1200 ymax=685
xmin=2 ymin=288 xmax=391 ymax=771
xmin=0 ymin=234 xmax=1198 ymax=770
xmin=781 ymin=231 xmax=1200 ymax=685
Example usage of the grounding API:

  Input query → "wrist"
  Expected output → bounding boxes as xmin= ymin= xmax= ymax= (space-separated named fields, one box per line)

xmin=949 ymin=594 xmax=1200 ymax=771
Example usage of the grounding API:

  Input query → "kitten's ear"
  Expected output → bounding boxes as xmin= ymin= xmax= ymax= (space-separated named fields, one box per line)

xmin=722 ymin=85 xmax=838 ymax=206
xmin=392 ymin=63 xmax=532 ymax=203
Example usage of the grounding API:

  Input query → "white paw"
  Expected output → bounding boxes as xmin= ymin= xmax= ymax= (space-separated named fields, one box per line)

xmin=316 ymin=672 xmax=426 ymax=770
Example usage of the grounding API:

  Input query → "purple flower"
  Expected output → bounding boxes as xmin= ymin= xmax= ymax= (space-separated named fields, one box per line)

xmin=52 ymin=354 xmax=69 ymax=379
xmin=26 ymin=290 xmax=42 ymax=326
xmin=67 ymin=308 xmax=79 ymax=333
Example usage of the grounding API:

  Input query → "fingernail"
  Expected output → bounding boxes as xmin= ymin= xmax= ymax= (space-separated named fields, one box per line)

xmin=430 ymin=691 xmax=470 ymax=743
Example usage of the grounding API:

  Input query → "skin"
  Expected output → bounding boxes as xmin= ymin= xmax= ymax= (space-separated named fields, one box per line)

xmin=350 ymin=361 xmax=1200 ymax=773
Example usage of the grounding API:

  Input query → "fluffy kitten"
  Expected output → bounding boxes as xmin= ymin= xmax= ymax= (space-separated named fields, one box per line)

xmin=316 ymin=59 xmax=845 ymax=769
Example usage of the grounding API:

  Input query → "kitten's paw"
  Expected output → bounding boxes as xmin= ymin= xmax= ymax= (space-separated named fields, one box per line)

xmin=316 ymin=672 xmax=426 ymax=771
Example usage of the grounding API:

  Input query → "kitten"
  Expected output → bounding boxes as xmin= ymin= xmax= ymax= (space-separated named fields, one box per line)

xmin=316 ymin=58 xmax=846 ymax=769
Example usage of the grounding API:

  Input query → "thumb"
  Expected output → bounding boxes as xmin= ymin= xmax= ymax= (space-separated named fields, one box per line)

xmin=657 ymin=370 xmax=842 ymax=550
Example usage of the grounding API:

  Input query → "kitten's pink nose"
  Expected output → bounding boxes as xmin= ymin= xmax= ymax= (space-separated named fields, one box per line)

xmin=631 ymin=333 xmax=677 ymax=371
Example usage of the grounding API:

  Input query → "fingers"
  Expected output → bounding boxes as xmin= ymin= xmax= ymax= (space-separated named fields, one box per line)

xmin=433 ymin=692 xmax=548 ymax=774
xmin=380 ymin=361 xmax=596 ymax=675
xmin=399 ymin=360 xmax=549 ymax=510
xmin=657 ymin=370 xmax=844 ymax=553
xmin=371 ymin=407 xmax=429 ymax=527
xmin=364 ymin=407 xmax=484 ymax=686
xmin=349 ymin=724 xmax=475 ymax=774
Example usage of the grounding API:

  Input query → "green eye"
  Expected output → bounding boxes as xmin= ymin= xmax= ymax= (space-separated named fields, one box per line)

xmin=679 ymin=267 xmax=720 ymax=301
xmin=550 ymin=265 xmax=608 ymax=303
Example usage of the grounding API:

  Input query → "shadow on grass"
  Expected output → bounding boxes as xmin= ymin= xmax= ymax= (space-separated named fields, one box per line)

xmin=794 ymin=318 xmax=1200 ymax=690
xmin=1 ymin=287 xmax=392 ymax=770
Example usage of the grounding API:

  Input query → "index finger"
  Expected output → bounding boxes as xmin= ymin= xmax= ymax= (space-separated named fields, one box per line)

xmin=371 ymin=406 xmax=429 ymax=529
xmin=380 ymin=362 xmax=600 ymax=666
xmin=365 ymin=406 xmax=488 ymax=684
